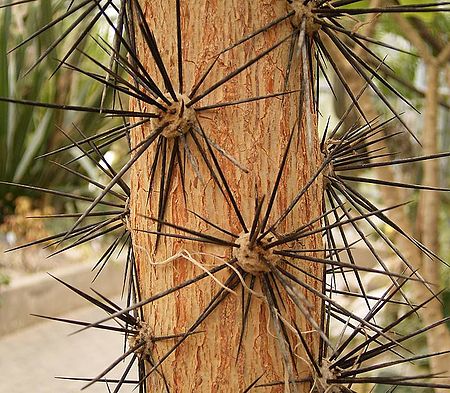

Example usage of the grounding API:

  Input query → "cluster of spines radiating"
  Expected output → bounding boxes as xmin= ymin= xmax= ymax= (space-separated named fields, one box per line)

xmin=1 ymin=0 xmax=450 ymax=392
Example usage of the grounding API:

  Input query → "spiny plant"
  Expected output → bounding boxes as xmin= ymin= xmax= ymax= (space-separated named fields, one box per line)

xmin=1 ymin=0 xmax=449 ymax=392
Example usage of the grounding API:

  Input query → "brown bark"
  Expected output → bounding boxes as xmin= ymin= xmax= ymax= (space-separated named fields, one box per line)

xmin=129 ymin=1 xmax=323 ymax=392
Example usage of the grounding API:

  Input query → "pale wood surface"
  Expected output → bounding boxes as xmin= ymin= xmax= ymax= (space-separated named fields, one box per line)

xmin=130 ymin=1 xmax=324 ymax=391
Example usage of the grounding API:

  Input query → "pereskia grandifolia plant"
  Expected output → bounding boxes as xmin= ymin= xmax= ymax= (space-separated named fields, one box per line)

xmin=1 ymin=0 xmax=450 ymax=392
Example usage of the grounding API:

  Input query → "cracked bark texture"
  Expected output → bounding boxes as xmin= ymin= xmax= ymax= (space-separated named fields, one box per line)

xmin=129 ymin=1 xmax=323 ymax=392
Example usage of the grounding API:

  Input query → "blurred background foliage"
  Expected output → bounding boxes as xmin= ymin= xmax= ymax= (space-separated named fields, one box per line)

xmin=377 ymin=4 xmax=450 ymax=329
xmin=0 ymin=0 xmax=120 ymax=223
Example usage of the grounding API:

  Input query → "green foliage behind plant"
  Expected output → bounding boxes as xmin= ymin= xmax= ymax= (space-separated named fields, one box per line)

xmin=0 ymin=1 xmax=118 ymax=222
xmin=0 ymin=271 xmax=10 ymax=286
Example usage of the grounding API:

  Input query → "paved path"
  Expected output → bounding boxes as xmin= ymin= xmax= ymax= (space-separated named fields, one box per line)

xmin=0 ymin=301 xmax=137 ymax=393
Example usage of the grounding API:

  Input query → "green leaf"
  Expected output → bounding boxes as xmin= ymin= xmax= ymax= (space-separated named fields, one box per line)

xmin=13 ymin=110 xmax=52 ymax=182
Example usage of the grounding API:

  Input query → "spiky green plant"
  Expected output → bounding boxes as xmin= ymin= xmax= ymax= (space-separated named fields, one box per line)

xmin=0 ymin=0 xmax=117 ymax=221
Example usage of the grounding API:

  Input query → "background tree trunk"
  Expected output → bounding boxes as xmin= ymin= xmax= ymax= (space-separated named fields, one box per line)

xmin=326 ymin=8 xmax=450 ymax=390
xmin=129 ymin=1 xmax=324 ymax=392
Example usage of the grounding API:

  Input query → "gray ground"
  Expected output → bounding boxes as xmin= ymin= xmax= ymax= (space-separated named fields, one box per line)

xmin=0 ymin=302 xmax=138 ymax=393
